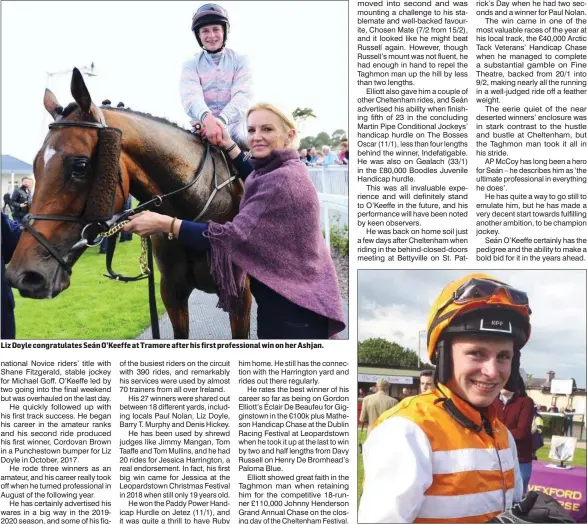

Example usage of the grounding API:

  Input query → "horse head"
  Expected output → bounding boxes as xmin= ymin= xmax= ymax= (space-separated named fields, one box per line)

xmin=6 ymin=68 xmax=128 ymax=299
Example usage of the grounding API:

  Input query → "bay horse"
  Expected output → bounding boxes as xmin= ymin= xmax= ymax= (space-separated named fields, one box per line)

xmin=6 ymin=68 xmax=252 ymax=339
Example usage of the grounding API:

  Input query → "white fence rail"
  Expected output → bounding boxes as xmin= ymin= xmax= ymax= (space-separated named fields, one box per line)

xmin=309 ymin=167 xmax=349 ymax=251
xmin=317 ymin=193 xmax=348 ymax=251
xmin=308 ymin=166 xmax=348 ymax=196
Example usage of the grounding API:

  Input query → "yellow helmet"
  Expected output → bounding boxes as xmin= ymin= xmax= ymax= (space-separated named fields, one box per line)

xmin=427 ymin=273 xmax=531 ymax=365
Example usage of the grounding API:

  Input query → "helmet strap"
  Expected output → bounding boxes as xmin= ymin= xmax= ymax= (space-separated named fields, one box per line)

xmin=434 ymin=396 xmax=484 ymax=433
xmin=435 ymin=339 xmax=452 ymax=384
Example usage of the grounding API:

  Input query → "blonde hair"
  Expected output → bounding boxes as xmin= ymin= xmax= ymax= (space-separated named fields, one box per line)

xmin=247 ymin=103 xmax=300 ymax=149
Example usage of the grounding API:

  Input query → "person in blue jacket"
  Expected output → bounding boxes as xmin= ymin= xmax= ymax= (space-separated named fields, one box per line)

xmin=2 ymin=212 xmax=22 ymax=338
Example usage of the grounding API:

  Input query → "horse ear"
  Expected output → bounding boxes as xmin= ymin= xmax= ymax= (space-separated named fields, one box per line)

xmin=44 ymin=89 xmax=62 ymax=120
xmin=70 ymin=67 xmax=92 ymax=114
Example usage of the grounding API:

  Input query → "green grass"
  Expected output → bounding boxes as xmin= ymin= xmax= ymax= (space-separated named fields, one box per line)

xmin=358 ymin=428 xmax=367 ymax=503
xmin=14 ymin=239 xmax=165 ymax=339
xmin=358 ymin=428 xmax=586 ymax=503
xmin=537 ymin=442 xmax=586 ymax=467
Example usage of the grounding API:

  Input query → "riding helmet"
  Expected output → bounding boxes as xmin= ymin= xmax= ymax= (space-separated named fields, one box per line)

xmin=427 ymin=273 xmax=531 ymax=390
xmin=191 ymin=4 xmax=230 ymax=49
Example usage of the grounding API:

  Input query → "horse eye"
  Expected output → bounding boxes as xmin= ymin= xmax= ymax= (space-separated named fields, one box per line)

xmin=71 ymin=159 xmax=89 ymax=178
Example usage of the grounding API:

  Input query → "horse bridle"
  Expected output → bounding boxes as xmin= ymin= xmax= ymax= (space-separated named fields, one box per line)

xmin=22 ymin=118 xmax=236 ymax=276
xmin=22 ymin=120 xmax=122 ymax=275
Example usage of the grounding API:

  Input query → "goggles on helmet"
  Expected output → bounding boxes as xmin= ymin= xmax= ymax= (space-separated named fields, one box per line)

xmin=439 ymin=277 xmax=530 ymax=314
xmin=197 ymin=3 xmax=226 ymax=14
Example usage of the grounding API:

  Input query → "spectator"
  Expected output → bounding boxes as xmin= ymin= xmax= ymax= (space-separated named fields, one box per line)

xmin=358 ymin=388 xmax=366 ymax=399
xmin=401 ymin=387 xmax=410 ymax=399
xmin=3 ymin=193 xmax=11 ymax=213
xmin=337 ymin=140 xmax=349 ymax=165
xmin=119 ymin=196 xmax=134 ymax=243
xmin=359 ymin=378 xmax=398 ymax=434
xmin=321 ymin=145 xmax=338 ymax=167
xmin=10 ymin=177 xmax=32 ymax=225
xmin=309 ymin=146 xmax=318 ymax=164
xmin=2 ymin=212 xmax=22 ymax=339
xmin=492 ymin=385 xmax=534 ymax=494
xmin=532 ymin=405 xmax=544 ymax=460
xmin=299 ymin=149 xmax=310 ymax=166
xmin=315 ymin=151 xmax=325 ymax=166
xmin=563 ymin=407 xmax=575 ymax=437
xmin=419 ymin=369 xmax=434 ymax=394
xmin=181 ymin=4 xmax=252 ymax=149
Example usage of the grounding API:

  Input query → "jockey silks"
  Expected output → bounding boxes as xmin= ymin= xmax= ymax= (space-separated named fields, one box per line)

xmin=359 ymin=383 xmax=523 ymax=523
xmin=180 ymin=47 xmax=252 ymax=148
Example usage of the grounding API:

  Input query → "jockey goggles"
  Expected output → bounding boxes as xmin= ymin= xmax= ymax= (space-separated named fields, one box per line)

xmin=197 ymin=3 xmax=225 ymax=13
xmin=427 ymin=273 xmax=532 ymax=363
xmin=448 ymin=277 xmax=529 ymax=308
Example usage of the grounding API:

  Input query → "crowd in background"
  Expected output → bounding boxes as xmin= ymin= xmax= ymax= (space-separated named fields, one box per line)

xmin=299 ymin=141 xmax=349 ymax=167
xmin=4 ymin=176 xmax=33 ymax=225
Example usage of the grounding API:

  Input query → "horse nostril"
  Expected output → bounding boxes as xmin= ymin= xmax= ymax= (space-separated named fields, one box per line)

xmin=21 ymin=271 xmax=47 ymax=291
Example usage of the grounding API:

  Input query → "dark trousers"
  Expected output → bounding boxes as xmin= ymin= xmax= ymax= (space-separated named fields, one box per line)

xmin=251 ymin=278 xmax=330 ymax=339
xmin=256 ymin=311 xmax=328 ymax=339
xmin=1 ymin=307 xmax=15 ymax=339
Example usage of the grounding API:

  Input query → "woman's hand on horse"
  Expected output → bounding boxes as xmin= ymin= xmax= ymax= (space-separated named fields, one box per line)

xmin=123 ymin=211 xmax=175 ymax=238
xmin=220 ymin=126 xmax=234 ymax=150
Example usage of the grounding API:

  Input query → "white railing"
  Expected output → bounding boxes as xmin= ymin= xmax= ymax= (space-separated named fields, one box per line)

xmin=307 ymin=166 xmax=348 ymax=250
xmin=318 ymin=193 xmax=348 ymax=251
xmin=308 ymin=166 xmax=348 ymax=196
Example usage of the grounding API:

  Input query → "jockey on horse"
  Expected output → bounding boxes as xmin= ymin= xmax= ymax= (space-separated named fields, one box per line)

xmin=180 ymin=3 xmax=252 ymax=150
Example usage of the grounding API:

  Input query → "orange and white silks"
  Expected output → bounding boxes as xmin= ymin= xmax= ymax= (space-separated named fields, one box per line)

xmin=358 ymin=384 xmax=523 ymax=523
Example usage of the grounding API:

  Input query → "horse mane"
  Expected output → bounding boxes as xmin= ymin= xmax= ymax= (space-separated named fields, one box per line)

xmin=102 ymin=105 xmax=193 ymax=136
xmin=59 ymin=102 xmax=193 ymax=136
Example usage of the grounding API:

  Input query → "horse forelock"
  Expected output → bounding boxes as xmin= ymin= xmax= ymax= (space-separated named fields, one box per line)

xmin=61 ymin=102 xmax=79 ymax=118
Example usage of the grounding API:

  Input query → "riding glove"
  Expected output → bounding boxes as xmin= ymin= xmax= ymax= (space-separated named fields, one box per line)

xmin=488 ymin=491 xmax=575 ymax=523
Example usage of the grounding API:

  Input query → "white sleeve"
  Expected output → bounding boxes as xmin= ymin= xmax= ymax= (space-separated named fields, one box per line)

xmin=507 ymin=429 xmax=524 ymax=503
xmin=179 ymin=58 xmax=209 ymax=122
xmin=359 ymin=417 xmax=433 ymax=523
xmin=219 ymin=53 xmax=252 ymax=125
